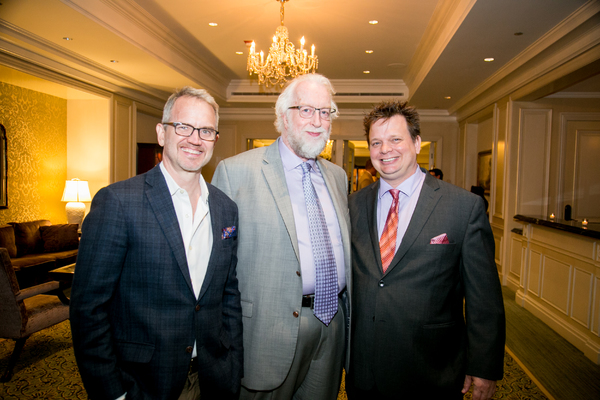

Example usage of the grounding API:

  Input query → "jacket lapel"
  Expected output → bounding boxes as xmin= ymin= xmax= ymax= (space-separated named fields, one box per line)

xmin=197 ymin=187 xmax=223 ymax=301
xmin=262 ymin=141 xmax=300 ymax=262
xmin=145 ymin=166 xmax=194 ymax=294
xmin=385 ymin=172 xmax=442 ymax=274
xmin=366 ymin=181 xmax=383 ymax=271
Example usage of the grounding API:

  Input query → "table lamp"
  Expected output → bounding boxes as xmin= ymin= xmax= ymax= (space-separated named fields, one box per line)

xmin=61 ymin=178 xmax=92 ymax=227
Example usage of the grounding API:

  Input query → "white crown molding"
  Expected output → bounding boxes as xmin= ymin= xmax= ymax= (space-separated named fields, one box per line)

xmin=404 ymin=0 xmax=477 ymax=98
xmin=546 ymin=91 xmax=600 ymax=98
xmin=0 ymin=39 xmax=166 ymax=109
xmin=0 ymin=19 xmax=170 ymax=104
xmin=60 ymin=0 xmax=232 ymax=100
xmin=451 ymin=0 xmax=600 ymax=120
xmin=226 ymin=79 xmax=409 ymax=104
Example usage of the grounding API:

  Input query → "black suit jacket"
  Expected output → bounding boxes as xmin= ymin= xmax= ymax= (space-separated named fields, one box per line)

xmin=348 ymin=172 xmax=505 ymax=397
xmin=70 ymin=165 xmax=243 ymax=400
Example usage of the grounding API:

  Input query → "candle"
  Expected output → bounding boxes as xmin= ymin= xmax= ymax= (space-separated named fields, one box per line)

xmin=550 ymin=213 xmax=555 ymax=219
xmin=582 ymin=218 xmax=588 ymax=226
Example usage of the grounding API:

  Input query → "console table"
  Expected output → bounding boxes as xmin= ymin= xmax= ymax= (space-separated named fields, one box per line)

xmin=511 ymin=215 xmax=600 ymax=364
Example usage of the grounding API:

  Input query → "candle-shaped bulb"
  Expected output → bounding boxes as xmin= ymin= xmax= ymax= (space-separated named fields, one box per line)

xmin=300 ymin=36 xmax=305 ymax=51
xmin=260 ymin=51 xmax=264 ymax=64
xmin=311 ymin=44 xmax=315 ymax=57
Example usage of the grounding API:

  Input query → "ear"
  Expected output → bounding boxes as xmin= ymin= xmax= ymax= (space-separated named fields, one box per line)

xmin=214 ymin=134 xmax=219 ymax=144
xmin=414 ymin=135 xmax=422 ymax=154
xmin=156 ymin=123 xmax=165 ymax=146
xmin=283 ymin=112 xmax=290 ymax=131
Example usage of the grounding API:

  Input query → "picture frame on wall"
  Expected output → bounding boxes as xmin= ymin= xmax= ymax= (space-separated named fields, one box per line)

xmin=0 ymin=124 xmax=7 ymax=209
xmin=477 ymin=150 xmax=492 ymax=195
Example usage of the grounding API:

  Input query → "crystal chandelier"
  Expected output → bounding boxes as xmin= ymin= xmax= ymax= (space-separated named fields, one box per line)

xmin=247 ymin=0 xmax=318 ymax=88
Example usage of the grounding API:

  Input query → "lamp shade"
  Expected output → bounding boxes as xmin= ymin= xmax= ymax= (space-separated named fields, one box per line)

xmin=61 ymin=179 xmax=91 ymax=202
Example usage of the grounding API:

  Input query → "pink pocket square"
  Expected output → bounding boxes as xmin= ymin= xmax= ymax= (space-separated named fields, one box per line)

xmin=430 ymin=233 xmax=450 ymax=244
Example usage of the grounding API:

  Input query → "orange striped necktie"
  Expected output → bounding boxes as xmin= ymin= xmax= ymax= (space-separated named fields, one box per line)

xmin=380 ymin=189 xmax=400 ymax=273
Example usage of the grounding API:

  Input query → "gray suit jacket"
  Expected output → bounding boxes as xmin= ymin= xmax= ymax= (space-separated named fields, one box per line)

xmin=348 ymin=171 xmax=505 ymax=396
xmin=70 ymin=165 xmax=243 ymax=400
xmin=212 ymin=140 xmax=351 ymax=391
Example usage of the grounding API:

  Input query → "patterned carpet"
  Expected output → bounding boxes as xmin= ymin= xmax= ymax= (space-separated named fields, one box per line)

xmin=0 ymin=321 xmax=549 ymax=399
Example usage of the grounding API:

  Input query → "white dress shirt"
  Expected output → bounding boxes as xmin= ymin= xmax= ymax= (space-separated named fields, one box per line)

xmin=377 ymin=167 xmax=426 ymax=252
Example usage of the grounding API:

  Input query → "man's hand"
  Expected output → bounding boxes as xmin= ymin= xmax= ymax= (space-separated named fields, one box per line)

xmin=462 ymin=375 xmax=497 ymax=400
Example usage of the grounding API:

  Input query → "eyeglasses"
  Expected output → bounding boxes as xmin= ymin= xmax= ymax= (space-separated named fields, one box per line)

xmin=163 ymin=122 xmax=218 ymax=142
xmin=288 ymin=105 xmax=336 ymax=121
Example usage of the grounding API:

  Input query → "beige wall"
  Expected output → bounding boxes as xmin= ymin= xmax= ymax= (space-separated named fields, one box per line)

xmin=67 ymin=98 xmax=111 ymax=215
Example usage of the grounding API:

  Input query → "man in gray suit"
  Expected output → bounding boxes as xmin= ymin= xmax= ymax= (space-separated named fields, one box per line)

xmin=346 ymin=101 xmax=505 ymax=400
xmin=71 ymin=87 xmax=243 ymax=399
xmin=212 ymin=73 xmax=351 ymax=400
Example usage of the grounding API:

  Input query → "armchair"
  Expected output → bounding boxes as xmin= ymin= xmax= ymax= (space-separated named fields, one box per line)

xmin=0 ymin=248 xmax=69 ymax=382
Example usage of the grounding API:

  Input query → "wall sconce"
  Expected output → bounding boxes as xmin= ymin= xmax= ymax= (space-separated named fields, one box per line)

xmin=61 ymin=178 xmax=92 ymax=227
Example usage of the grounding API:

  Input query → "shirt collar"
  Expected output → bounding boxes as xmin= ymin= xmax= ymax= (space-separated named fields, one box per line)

xmin=278 ymin=136 xmax=319 ymax=173
xmin=159 ymin=162 xmax=210 ymax=205
xmin=378 ymin=166 xmax=425 ymax=199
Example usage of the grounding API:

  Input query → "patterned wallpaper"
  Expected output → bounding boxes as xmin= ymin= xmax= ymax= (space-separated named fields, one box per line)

xmin=0 ymin=82 xmax=67 ymax=225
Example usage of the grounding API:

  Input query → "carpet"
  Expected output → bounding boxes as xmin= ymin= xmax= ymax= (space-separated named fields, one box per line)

xmin=1 ymin=321 xmax=550 ymax=399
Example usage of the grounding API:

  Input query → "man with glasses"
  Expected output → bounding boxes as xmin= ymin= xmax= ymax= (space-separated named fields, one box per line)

xmin=213 ymin=74 xmax=351 ymax=400
xmin=71 ymin=87 xmax=243 ymax=400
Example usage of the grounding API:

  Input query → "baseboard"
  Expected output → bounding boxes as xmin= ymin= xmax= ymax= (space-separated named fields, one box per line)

xmin=523 ymin=296 xmax=600 ymax=365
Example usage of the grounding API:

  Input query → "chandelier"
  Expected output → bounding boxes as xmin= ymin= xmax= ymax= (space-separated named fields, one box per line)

xmin=247 ymin=0 xmax=318 ymax=88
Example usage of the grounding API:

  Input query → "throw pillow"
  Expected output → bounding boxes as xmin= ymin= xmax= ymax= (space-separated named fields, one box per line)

xmin=0 ymin=225 xmax=17 ymax=258
xmin=10 ymin=220 xmax=52 ymax=257
xmin=40 ymin=224 xmax=79 ymax=253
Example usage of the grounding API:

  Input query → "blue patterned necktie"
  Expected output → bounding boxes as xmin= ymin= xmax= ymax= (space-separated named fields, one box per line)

xmin=301 ymin=162 xmax=338 ymax=326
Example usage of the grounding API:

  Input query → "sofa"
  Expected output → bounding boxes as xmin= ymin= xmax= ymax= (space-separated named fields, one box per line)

xmin=0 ymin=220 xmax=78 ymax=288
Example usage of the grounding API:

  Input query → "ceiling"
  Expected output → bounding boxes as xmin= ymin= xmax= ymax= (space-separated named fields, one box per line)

xmin=0 ymin=0 xmax=597 ymax=114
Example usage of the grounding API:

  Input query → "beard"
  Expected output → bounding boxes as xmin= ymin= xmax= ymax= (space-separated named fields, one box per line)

xmin=286 ymin=125 xmax=331 ymax=160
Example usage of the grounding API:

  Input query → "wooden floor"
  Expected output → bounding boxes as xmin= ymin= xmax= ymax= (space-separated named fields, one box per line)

xmin=502 ymin=286 xmax=600 ymax=400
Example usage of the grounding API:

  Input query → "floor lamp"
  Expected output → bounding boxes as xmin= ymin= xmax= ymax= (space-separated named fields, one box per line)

xmin=61 ymin=178 xmax=91 ymax=229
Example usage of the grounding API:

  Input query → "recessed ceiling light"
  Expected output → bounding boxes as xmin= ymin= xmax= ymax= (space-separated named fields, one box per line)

xmin=368 ymin=20 xmax=378 ymax=25
xmin=235 ymin=51 xmax=244 ymax=55
xmin=63 ymin=37 xmax=73 ymax=41
xmin=365 ymin=50 xmax=373 ymax=54
xmin=110 ymin=60 xmax=119 ymax=63
xmin=484 ymin=57 xmax=495 ymax=62
xmin=363 ymin=70 xmax=370 ymax=74
xmin=208 ymin=22 xmax=218 ymax=27
xmin=444 ymin=96 xmax=451 ymax=100
xmin=387 ymin=63 xmax=406 ymax=69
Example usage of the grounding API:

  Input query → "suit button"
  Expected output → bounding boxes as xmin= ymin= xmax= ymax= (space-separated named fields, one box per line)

xmin=293 ymin=311 xmax=299 ymax=318
xmin=379 ymin=280 xmax=384 ymax=287
xmin=185 ymin=346 xmax=193 ymax=354
xmin=195 ymin=305 xmax=200 ymax=311
xmin=296 ymin=271 xmax=301 ymax=277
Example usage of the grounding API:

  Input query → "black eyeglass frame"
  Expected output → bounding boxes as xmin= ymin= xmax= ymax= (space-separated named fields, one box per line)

xmin=288 ymin=105 xmax=337 ymax=121
xmin=162 ymin=122 xmax=219 ymax=142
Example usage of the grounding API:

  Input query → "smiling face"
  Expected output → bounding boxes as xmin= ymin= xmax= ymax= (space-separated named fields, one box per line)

xmin=369 ymin=115 xmax=421 ymax=187
xmin=282 ymin=81 xmax=332 ymax=161
xmin=156 ymin=96 xmax=217 ymax=181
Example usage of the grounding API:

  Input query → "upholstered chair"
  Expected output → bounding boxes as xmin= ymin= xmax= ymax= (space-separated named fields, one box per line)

xmin=0 ymin=248 xmax=69 ymax=382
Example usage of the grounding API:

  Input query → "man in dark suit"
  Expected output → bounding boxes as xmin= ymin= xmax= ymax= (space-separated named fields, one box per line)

xmin=70 ymin=87 xmax=243 ymax=400
xmin=346 ymin=100 xmax=505 ymax=400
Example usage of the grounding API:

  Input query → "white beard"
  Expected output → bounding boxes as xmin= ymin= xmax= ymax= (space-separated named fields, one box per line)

xmin=286 ymin=125 xmax=330 ymax=159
